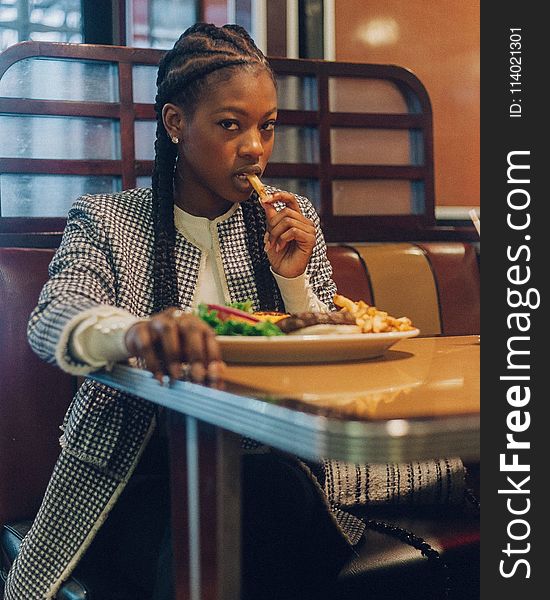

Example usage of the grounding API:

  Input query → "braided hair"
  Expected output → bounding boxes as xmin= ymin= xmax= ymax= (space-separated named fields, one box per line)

xmin=152 ymin=22 xmax=283 ymax=313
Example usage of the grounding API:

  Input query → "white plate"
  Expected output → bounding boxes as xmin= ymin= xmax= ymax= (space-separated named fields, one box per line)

xmin=217 ymin=329 xmax=420 ymax=364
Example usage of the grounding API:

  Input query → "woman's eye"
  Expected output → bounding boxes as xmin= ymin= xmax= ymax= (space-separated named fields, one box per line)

xmin=262 ymin=120 xmax=277 ymax=131
xmin=219 ymin=120 xmax=239 ymax=131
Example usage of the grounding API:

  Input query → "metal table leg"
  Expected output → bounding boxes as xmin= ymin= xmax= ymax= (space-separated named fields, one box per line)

xmin=169 ymin=413 xmax=241 ymax=600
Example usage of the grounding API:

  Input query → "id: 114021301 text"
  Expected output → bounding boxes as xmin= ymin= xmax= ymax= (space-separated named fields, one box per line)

xmin=509 ymin=28 xmax=522 ymax=118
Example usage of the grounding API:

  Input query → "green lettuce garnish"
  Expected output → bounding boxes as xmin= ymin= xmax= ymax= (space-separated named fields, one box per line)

xmin=227 ymin=300 xmax=254 ymax=313
xmin=197 ymin=303 xmax=284 ymax=337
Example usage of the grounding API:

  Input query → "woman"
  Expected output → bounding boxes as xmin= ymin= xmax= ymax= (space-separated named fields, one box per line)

xmin=5 ymin=22 xmax=345 ymax=599
xmin=5 ymin=22 xmax=467 ymax=600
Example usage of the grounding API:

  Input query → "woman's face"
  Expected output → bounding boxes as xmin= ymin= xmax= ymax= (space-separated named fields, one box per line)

xmin=176 ymin=67 xmax=277 ymax=217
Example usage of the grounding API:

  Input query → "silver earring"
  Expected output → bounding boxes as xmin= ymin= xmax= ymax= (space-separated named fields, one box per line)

xmin=171 ymin=135 xmax=179 ymax=144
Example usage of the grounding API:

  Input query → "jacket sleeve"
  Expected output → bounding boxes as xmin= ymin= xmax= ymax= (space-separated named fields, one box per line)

xmin=298 ymin=197 xmax=337 ymax=310
xmin=27 ymin=195 xmax=123 ymax=374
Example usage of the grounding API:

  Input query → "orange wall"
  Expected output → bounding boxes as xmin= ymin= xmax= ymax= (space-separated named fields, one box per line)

xmin=335 ymin=0 xmax=480 ymax=208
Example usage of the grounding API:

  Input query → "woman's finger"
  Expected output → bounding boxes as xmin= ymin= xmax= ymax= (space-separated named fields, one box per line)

xmin=268 ymin=216 xmax=315 ymax=250
xmin=183 ymin=318 xmax=225 ymax=386
xmin=149 ymin=316 xmax=184 ymax=381
xmin=126 ymin=311 xmax=225 ymax=386
xmin=125 ymin=322 xmax=165 ymax=383
xmin=177 ymin=318 xmax=209 ymax=382
xmin=261 ymin=192 xmax=301 ymax=231
xmin=203 ymin=328 xmax=226 ymax=384
xmin=276 ymin=226 xmax=316 ymax=253
xmin=268 ymin=214 xmax=314 ymax=238
xmin=203 ymin=325 xmax=222 ymax=363
xmin=267 ymin=206 xmax=310 ymax=231
xmin=263 ymin=230 xmax=271 ymax=251
xmin=261 ymin=198 xmax=278 ymax=223
xmin=266 ymin=191 xmax=302 ymax=214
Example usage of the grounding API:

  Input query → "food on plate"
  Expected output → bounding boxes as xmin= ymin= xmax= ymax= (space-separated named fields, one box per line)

xmin=246 ymin=173 xmax=269 ymax=202
xmin=253 ymin=311 xmax=290 ymax=324
xmin=197 ymin=294 xmax=415 ymax=338
xmin=198 ymin=303 xmax=283 ymax=336
xmin=334 ymin=294 xmax=415 ymax=333
xmin=277 ymin=311 xmax=359 ymax=335
xmin=205 ymin=302 xmax=260 ymax=324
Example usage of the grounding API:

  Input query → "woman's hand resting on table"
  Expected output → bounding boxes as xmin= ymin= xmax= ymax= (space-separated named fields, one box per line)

xmin=124 ymin=308 xmax=225 ymax=385
xmin=262 ymin=191 xmax=316 ymax=279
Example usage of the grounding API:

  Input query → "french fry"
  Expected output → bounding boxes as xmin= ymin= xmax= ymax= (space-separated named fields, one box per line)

xmin=333 ymin=293 xmax=415 ymax=333
xmin=246 ymin=173 xmax=269 ymax=203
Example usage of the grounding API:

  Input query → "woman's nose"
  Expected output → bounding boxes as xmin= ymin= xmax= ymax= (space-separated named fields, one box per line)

xmin=238 ymin=129 xmax=264 ymax=159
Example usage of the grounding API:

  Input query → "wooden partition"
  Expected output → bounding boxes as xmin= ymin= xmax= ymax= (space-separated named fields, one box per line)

xmin=0 ymin=41 xmax=476 ymax=247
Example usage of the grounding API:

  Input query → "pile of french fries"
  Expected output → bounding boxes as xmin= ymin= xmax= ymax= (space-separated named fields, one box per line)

xmin=334 ymin=294 xmax=414 ymax=333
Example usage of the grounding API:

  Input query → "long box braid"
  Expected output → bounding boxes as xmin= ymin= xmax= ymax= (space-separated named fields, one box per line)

xmin=152 ymin=22 xmax=283 ymax=314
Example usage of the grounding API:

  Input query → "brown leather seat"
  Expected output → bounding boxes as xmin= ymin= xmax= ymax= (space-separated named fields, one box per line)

xmin=0 ymin=246 xmax=479 ymax=599
xmin=326 ymin=245 xmax=373 ymax=304
xmin=352 ymin=243 xmax=443 ymax=335
xmin=344 ymin=242 xmax=480 ymax=336
xmin=0 ymin=248 xmax=75 ymax=526
xmin=415 ymin=242 xmax=480 ymax=335
xmin=0 ymin=248 xmax=93 ymax=597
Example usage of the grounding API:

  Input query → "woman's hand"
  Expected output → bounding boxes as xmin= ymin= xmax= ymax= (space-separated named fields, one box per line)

xmin=124 ymin=308 xmax=225 ymax=385
xmin=262 ymin=191 xmax=316 ymax=278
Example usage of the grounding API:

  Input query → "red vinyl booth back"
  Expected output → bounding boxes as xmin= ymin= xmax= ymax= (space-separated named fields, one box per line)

xmin=0 ymin=248 xmax=75 ymax=525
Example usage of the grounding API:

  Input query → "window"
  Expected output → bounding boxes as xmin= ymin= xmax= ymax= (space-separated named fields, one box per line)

xmin=298 ymin=0 xmax=324 ymax=58
xmin=0 ymin=0 xmax=82 ymax=51
xmin=126 ymin=0 xmax=197 ymax=48
xmin=1 ymin=43 xmax=437 ymax=244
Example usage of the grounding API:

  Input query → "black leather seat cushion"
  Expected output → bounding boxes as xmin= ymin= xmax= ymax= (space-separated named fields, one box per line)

xmin=335 ymin=508 xmax=480 ymax=599
xmin=1 ymin=521 xmax=90 ymax=599
xmin=1 ymin=514 xmax=479 ymax=600
xmin=0 ymin=520 xmax=147 ymax=600
xmin=1 ymin=456 xmax=479 ymax=600
xmin=242 ymin=454 xmax=479 ymax=600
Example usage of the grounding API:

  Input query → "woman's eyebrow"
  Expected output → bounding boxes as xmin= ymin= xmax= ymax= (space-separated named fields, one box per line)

xmin=212 ymin=106 xmax=277 ymax=118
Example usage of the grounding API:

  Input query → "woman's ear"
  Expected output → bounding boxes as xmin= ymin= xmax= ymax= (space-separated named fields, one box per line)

xmin=162 ymin=103 xmax=185 ymax=144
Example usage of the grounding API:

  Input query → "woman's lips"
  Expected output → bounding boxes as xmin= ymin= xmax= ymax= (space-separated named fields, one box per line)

xmin=233 ymin=172 xmax=254 ymax=193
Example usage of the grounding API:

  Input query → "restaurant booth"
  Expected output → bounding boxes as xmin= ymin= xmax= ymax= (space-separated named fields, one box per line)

xmin=0 ymin=41 xmax=479 ymax=599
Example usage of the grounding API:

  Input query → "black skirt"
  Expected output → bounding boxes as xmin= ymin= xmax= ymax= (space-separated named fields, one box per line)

xmin=76 ymin=427 xmax=172 ymax=600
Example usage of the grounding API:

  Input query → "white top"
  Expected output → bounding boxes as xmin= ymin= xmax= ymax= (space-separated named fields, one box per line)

xmin=67 ymin=204 xmax=328 ymax=368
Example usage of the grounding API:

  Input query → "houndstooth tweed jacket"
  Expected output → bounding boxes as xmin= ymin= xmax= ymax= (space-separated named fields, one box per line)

xmin=4 ymin=187 xmax=339 ymax=599
xmin=5 ymin=187 xmax=467 ymax=598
